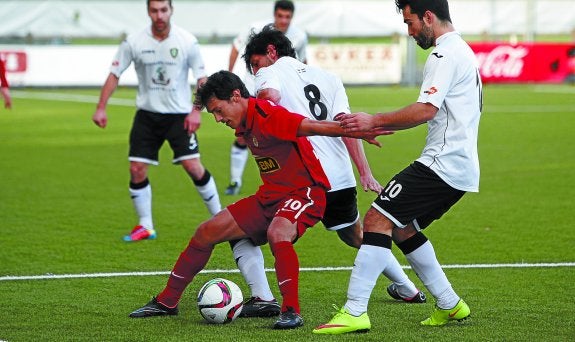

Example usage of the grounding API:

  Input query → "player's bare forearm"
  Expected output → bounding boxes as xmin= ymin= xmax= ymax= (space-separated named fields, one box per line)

xmin=228 ymin=46 xmax=239 ymax=72
xmin=297 ymin=119 xmax=386 ymax=146
xmin=185 ymin=110 xmax=201 ymax=134
xmin=92 ymin=73 xmax=119 ymax=128
xmin=96 ymin=73 xmax=119 ymax=110
xmin=337 ymin=103 xmax=438 ymax=131
xmin=343 ymin=137 xmax=382 ymax=193
xmin=192 ymin=77 xmax=207 ymax=112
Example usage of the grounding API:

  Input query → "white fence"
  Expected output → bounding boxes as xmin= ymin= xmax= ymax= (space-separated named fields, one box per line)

xmin=1 ymin=0 xmax=574 ymax=39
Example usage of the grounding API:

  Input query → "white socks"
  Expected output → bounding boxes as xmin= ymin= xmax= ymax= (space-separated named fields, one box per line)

xmin=230 ymin=143 xmax=248 ymax=185
xmin=405 ymin=240 xmax=459 ymax=309
xmin=232 ymin=239 xmax=275 ymax=301
xmin=194 ymin=174 xmax=221 ymax=216
xmin=129 ymin=183 xmax=153 ymax=230
xmin=345 ymin=245 xmax=393 ymax=316
xmin=382 ymin=254 xmax=419 ymax=298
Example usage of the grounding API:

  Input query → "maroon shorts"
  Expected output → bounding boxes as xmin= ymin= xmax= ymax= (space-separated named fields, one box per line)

xmin=227 ymin=185 xmax=326 ymax=246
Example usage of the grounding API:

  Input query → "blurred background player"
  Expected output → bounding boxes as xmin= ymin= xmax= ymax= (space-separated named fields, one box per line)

xmin=0 ymin=56 xmax=12 ymax=109
xmin=225 ymin=0 xmax=308 ymax=195
xmin=92 ymin=0 xmax=221 ymax=242
xmin=314 ymin=0 xmax=482 ymax=334
xmin=231 ymin=28 xmax=425 ymax=319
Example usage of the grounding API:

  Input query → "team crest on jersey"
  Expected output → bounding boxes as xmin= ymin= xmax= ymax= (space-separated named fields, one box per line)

xmin=152 ymin=66 xmax=170 ymax=85
xmin=170 ymin=48 xmax=178 ymax=58
xmin=255 ymin=156 xmax=280 ymax=173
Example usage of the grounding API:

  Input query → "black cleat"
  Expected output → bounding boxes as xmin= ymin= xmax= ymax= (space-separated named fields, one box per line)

xmin=224 ymin=182 xmax=241 ymax=195
xmin=273 ymin=307 xmax=304 ymax=329
xmin=386 ymin=283 xmax=427 ymax=303
xmin=129 ymin=297 xmax=179 ymax=318
xmin=239 ymin=297 xmax=281 ymax=317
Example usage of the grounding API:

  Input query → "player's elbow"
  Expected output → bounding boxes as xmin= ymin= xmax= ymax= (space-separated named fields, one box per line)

xmin=421 ymin=103 xmax=439 ymax=121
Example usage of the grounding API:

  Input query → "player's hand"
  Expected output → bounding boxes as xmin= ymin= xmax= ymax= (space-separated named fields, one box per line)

xmin=184 ymin=110 xmax=201 ymax=134
xmin=92 ymin=108 xmax=108 ymax=128
xmin=359 ymin=173 xmax=383 ymax=193
xmin=336 ymin=112 xmax=375 ymax=132
xmin=362 ymin=136 xmax=382 ymax=147
xmin=344 ymin=128 xmax=393 ymax=147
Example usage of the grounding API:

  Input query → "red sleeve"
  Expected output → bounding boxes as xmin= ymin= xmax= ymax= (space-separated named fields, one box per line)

xmin=257 ymin=100 xmax=304 ymax=141
xmin=0 ymin=59 xmax=9 ymax=88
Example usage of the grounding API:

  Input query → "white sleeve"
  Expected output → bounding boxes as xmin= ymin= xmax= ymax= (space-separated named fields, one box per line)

xmin=109 ymin=40 xmax=133 ymax=78
xmin=255 ymin=66 xmax=281 ymax=95
xmin=418 ymin=52 xmax=455 ymax=108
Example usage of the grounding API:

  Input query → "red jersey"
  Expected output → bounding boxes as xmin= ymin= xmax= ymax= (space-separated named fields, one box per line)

xmin=236 ymin=97 xmax=330 ymax=203
xmin=0 ymin=59 xmax=8 ymax=88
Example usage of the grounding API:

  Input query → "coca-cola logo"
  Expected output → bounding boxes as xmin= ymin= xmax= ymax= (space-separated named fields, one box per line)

xmin=475 ymin=45 xmax=528 ymax=78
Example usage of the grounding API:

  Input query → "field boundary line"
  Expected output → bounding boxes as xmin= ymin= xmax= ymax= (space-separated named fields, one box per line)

xmin=12 ymin=90 xmax=575 ymax=113
xmin=1 ymin=262 xmax=574 ymax=282
xmin=11 ymin=90 xmax=134 ymax=106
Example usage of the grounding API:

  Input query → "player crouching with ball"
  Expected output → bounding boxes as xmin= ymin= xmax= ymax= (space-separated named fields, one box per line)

xmin=128 ymin=70 xmax=388 ymax=329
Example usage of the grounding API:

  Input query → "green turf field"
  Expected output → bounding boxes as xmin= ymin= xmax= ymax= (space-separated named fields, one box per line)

xmin=1 ymin=84 xmax=574 ymax=341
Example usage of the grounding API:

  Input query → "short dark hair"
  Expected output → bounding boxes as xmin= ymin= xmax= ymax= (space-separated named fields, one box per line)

xmin=243 ymin=28 xmax=296 ymax=74
xmin=274 ymin=0 xmax=294 ymax=13
xmin=197 ymin=71 xmax=250 ymax=108
xmin=395 ymin=0 xmax=451 ymax=23
xmin=147 ymin=0 xmax=172 ymax=9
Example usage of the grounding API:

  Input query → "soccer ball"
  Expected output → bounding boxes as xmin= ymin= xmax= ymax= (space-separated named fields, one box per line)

xmin=197 ymin=278 xmax=243 ymax=324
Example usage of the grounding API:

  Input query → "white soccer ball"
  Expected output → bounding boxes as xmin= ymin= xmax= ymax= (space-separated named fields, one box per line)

xmin=197 ymin=278 xmax=243 ymax=324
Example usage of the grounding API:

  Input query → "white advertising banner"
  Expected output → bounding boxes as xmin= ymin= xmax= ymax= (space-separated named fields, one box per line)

xmin=308 ymin=44 xmax=402 ymax=85
xmin=0 ymin=44 xmax=402 ymax=87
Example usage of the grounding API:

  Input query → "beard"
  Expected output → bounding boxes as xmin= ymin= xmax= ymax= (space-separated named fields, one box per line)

xmin=414 ymin=24 xmax=434 ymax=50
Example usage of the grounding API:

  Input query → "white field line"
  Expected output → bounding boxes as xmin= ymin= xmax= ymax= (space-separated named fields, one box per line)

xmin=12 ymin=90 xmax=575 ymax=113
xmin=484 ymin=104 xmax=575 ymax=113
xmin=11 ymin=90 xmax=134 ymax=107
xmin=1 ymin=262 xmax=574 ymax=282
xmin=533 ymin=85 xmax=575 ymax=94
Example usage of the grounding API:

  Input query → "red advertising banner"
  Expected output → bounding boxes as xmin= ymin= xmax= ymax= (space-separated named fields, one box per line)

xmin=0 ymin=51 xmax=27 ymax=73
xmin=470 ymin=42 xmax=575 ymax=84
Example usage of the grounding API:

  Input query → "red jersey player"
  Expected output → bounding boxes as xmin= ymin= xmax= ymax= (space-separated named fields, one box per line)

xmin=0 ymin=58 xmax=12 ymax=109
xmin=128 ymin=70 xmax=385 ymax=330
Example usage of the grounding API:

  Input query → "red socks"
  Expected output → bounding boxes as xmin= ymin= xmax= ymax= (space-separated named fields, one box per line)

xmin=271 ymin=241 xmax=300 ymax=314
xmin=157 ymin=238 xmax=213 ymax=308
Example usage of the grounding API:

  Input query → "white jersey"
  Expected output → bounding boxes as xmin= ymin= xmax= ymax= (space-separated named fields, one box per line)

xmin=232 ymin=21 xmax=308 ymax=94
xmin=110 ymin=24 xmax=206 ymax=114
xmin=233 ymin=20 xmax=308 ymax=62
xmin=416 ymin=31 xmax=482 ymax=192
xmin=255 ymin=57 xmax=356 ymax=192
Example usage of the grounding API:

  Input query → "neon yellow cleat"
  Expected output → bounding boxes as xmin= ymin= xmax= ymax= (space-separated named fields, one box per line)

xmin=421 ymin=299 xmax=470 ymax=326
xmin=313 ymin=306 xmax=371 ymax=335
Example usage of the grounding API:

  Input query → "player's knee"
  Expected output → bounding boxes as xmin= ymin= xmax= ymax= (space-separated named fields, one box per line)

xmin=129 ymin=164 xmax=147 ymax=182
xmin=267 ymin=226 xmax=296 ymax=245
xmin=336 ymin=226 xmax=362 ymax=249
xmin=391 ymin=224 xmax=417 ymax=244
xmin=182 ymin=159 xmax=205 ymax=180
xmin=193 ymin=220 xmax=221 ymax=247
